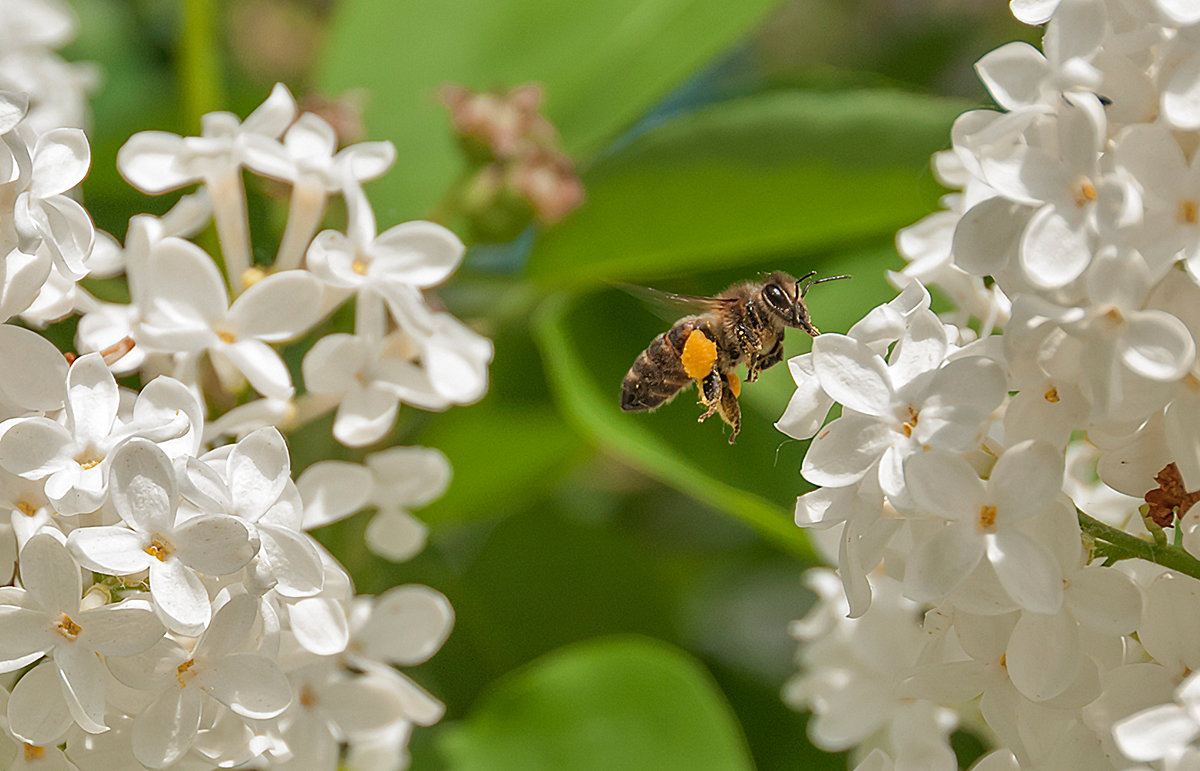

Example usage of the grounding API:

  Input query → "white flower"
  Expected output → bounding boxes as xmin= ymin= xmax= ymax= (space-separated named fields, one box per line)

xmin=298 ymin=446 xmax=450 ymax=562
xmin=139 ymin=237 xmax=324 ymax=399
xmin=67 ymin=438 xmax=257 ymax=634
xmin=0 ymin=534 xmax=163 ymax=741
xmin=798 ymin=311 xmax=1005 ymax=500
xmin=0 ymin=354 xmax=191 ymax=515
xmin=903 ymin=440 xmax=1065 ymax=613
xmin=111 ymin=593 xmax=292 ymax=768
xmin=117 ymin=83 xmax=296 ymax=288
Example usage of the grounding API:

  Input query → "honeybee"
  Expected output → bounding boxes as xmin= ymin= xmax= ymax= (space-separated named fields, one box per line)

xmin=620 ymin=270 xmax=849 ymax=443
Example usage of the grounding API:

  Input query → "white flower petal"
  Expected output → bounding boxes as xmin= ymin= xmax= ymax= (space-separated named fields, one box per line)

xmin=228 ymin=270 xmax=323 ymax=342
xmin=78 ymin=602 xmax=163 ymax=656
xmin=365 ymin=510 xmax=429 ymax=563
xmin=21 ymin=534 xmax=80 ymax=615
xmin=1114 ymin=704 xmax=1199 ymax=762
xmin=221 ymin=339 xmax=294 ymax=400
xmin=242 ymin=82 xmax=296 ymax=138
xmin=0 ymin=417 xmax=73 ymax=479
xmin=1120 ymin=309 xmax=1195 ymax=382
xmin=986 ymin=532 xmax=1063 ymax=614
xmin=109 ymin=439 xmax=177 ymax=535
xmin=67 ymin=526 xmax=151 ymax=575
xmin=201 ymin=653 xmax=291 ymax=719
xmin=174 ymin=515 xmax=255 ymax=576
xmin=53 ymin=638 xmax=108 ymax=733
xmin=975 ymin=42 xmax=1047 ymax=111
xmin=775 ymin=355 xmax=833 ymax=440
xmin=990 ymin=440 xmax=1063 ymax=523
xmin=1065 ymin=565 xmax=1141 ymax=635
xmin=1167 ymin=395 xmax=1200 ymax=491
xmin=1140 ymin=572 xmax=1200 ymax=672
xmin=32 ymin=128 xmax=90 ymax=198
xmin=801 ymin=415 xmax=893 ymax=487
xmin=903 ymin=522 xmax=984 ymax=603
xmin=257 ymin=524 xmax=323 ymax=597
xmin=905 ymin=449 xmax=985 ymax=520
xmin=301 ymin=334 xmax=366 ymax=394
xmin=887 ymin=309 xmax=947 ymax=389
xmin=323 ymin=677 xmax=408 ymax=737
xmin=1164 ymin=49 xmax=1200 ymax=131
xmin=1019 ymin=204 xmax=1091 ymax=288
xmin=148 ymin=558 xmax=210 ymax=635
xmin=64 ymin=353 xmax=118 ymax=445
xmin=333 ymin=385 xmax=399 ymax=447
xmin=132 ymin=686 xmax=201 ymax=769
xmin=296 ymin=460 xmax=372 ymax=529
xmin=8 ymin=661 xmax=73 ymax=745
xmin=369 ymin=221 xmax=464 ymax=288
xmin=811 ymin=334 xmax=894 ymax=417
xmin=1007 ymin=609 xmax=1079 ymax=701
xmin=117 ymin=131 xmax=193 ymax=194
xmin=359 ymin=585 xmax=453 ymax=666
xmin=286 ymin=597 xmax=348 ymax=656
xmin=227 ymin=427 xmax=290 ymax=521
xmin=0 ymin=325 xmax=67 ymax=410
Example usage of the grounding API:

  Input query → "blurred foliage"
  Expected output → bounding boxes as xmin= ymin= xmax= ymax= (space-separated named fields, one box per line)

xmin=67 ymin=0 xmax=1029 ymax=768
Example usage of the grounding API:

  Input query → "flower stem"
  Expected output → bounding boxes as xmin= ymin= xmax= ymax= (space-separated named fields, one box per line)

xmin=1078 ymin=509 xmax=1200 ymax=580
xmin=179 ymin=0 xmax=224 ymax=132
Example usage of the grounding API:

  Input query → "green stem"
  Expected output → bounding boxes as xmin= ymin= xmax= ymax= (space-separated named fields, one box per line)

xmin=179 ymin=0 xmax=224 ymax=132
xmin=1078 ymin=509 xmax=1200 ymax=581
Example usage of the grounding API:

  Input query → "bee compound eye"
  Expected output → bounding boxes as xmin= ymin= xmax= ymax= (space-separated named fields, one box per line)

xmin=763 ymin=283 xmax=789 ymax=311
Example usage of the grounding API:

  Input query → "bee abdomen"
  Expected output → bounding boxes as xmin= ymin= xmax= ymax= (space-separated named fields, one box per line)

xmin=621 ymin=327 xmax=695 ymax=411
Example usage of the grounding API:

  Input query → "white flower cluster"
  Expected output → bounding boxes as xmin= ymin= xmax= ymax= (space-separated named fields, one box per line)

xmin=0 ymin=4 xmax=491 ymax=766
xmin=778 ymin=0 xmax=1200 ymax=768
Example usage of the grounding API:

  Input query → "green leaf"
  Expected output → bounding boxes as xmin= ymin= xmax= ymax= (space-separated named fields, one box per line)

xmin=526 ymin=89 xmax=968 ymax=287
xmin=418 ymin=402 xmax=587 ymax=527
xmin=319 ymin=0 xmax=783 ymax=219
xmin=439 ymin=635 xmax=754 ymax=771
xmin=530 ymin=245 xmax=899 ymax=559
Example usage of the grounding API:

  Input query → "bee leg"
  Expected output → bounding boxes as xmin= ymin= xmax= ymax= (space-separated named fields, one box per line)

xmin=751 ymin=339 xmax=784 ymax=378
xmin=717 ymin=373 xmax=742 ymax=443
xmin=734 ymin=324 xmax=761 ymax=358
xmin=697 ymin=369 xmax=722 ymax=423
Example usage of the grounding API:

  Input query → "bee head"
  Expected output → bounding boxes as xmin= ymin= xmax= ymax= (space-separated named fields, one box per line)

xmin=760 ymin=270 xmax=850 ymax=337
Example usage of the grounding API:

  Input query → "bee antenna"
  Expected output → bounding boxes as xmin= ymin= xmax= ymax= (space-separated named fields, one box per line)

xmin=801 ymin=274 xmax=851 ymax=297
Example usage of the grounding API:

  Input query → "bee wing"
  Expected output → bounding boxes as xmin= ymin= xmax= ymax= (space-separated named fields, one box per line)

xmin=615 ymin=283 xmax=737 ymax=321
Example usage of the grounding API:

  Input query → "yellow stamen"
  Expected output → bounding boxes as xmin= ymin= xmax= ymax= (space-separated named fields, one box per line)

xmin=24 ymin=745 xmax=44 ymax=760
xmin=299 ymin=685 xmax=318 ymax=708
xmin=979 ymin=504 xmax=997 ymax=530
xmin=16 ymin=500 xmax=37 ymax=517
xmin=1072 ymin=178 xmax=1098 ymax=208
xmin=352 ymin=258 xmax=369 ymax=276
xmin=241 ymin=266 xmax=267 ymax=287
xmin=1181 ymin=200 xmax=1199 ymax=225
xmin=216 ymin=330 xmax=236 ymax=344
xmin=56 ymin=613 xmax=82 ymax=641
xmin=144 ymin=538 xmax=172 ymax=561
xmin=177 ymin=659 xmax=195 ymax=686
xmin=1044 ymin=387 xmax=1060 ymax=403
xmin=901 ymin=406 xmax=919 ymax=438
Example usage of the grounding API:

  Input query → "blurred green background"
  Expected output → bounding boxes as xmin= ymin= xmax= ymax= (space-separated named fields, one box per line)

xmin=63 ymin=1 xmax=1036 ymax=768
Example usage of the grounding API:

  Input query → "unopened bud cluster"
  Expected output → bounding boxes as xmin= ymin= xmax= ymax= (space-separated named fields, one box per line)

xmin=440 ymin=82 xmax=584 ymax=241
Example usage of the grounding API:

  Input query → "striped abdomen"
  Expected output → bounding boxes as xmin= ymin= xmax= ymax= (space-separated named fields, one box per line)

xmin=621 ymin=321 xmax=702 ymax=411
